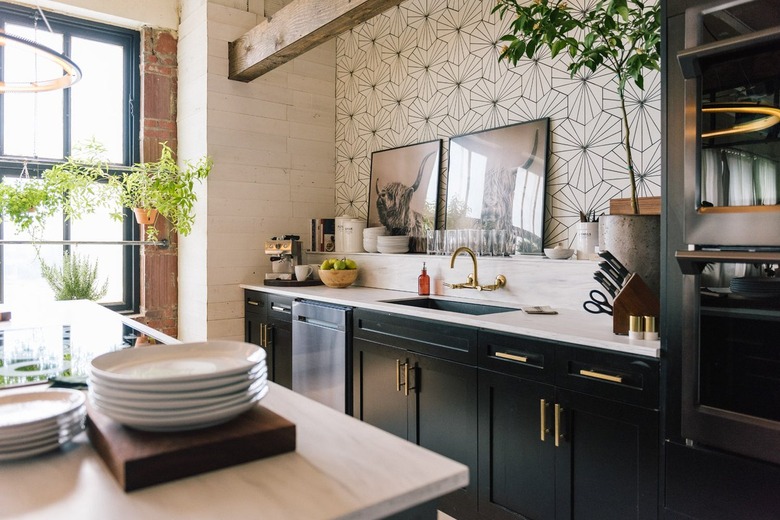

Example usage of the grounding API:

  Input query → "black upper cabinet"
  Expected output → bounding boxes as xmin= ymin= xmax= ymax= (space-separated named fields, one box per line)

xmin=244 ymin=290 xmax=293 ymax=388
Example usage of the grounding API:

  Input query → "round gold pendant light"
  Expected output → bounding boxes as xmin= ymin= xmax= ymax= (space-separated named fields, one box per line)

xmin=0 ymin=30 xmax=82 ymax=93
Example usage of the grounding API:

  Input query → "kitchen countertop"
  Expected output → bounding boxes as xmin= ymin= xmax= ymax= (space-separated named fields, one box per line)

xmin=241 ymin=284 xmax=661 ymax=358
xmin=0 ymin=381 xmax=468 ymax=520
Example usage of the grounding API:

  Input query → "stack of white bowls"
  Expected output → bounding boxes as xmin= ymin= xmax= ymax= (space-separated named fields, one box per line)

xmin=363 ymin=226 xmax=388 ymax=252
xmin=0 ymin=388 xmax=86 ymax=461
xmin=377 ymin=235 xmax=410 ymax=254
xmin=88 ymin=341 xmax=268 ymax=432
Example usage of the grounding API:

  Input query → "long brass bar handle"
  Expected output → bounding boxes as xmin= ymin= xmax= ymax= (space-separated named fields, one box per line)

xmin=554 ymin=403 xmax=561 ymax=448
xmin=579 ymin=369 xmax=623 ymax=384
xmin=495 ymin=352 xmax=529 ymax=363
xmin=396 ymin=360 xmax=401 ymax=392
xmin=260 ymin=323 xmax=266 ymax=348
xmin=540 ymin=399 xmax=547 ymax=442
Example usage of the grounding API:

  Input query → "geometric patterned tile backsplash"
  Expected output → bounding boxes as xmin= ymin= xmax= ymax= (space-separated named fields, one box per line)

xmin=334 ymin=0 xmax=660 ymax=249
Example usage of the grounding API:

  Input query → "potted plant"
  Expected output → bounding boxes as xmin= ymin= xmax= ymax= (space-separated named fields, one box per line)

xmin=494 ymin=0 xmax=662 ymax=295
xmin=494 ymin=0 xmax=660 ymax=215
xmin=120 ymin=142 xmax=212 ymax=240
xmin=40 ymin=251 xmax=109 ymax=301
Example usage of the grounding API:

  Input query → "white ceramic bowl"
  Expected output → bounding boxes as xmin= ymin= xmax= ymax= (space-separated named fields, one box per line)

xmin=363 ymin=226 xmax=388 ymax=237
xmin=363 ymin=238 xmax=378 ymax=253
xmin=544 ymin=247 xmax=575 ymax=260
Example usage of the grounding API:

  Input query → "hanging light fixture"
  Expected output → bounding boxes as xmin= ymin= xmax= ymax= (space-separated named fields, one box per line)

xmin=702 ymin=102 xmax=780 ymax=138
xmin=0 ymin=30 xmax=82 ymax=93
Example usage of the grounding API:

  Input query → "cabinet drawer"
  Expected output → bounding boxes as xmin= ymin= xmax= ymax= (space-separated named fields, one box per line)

xmin=478 ymin=330 xmax=554 ymax=384
xmin=267 ymin=294 xmax=294 ymax=323
xmin=245 ymin=290 xmax=266 ymax=315
xmin=353 ymin=308 xmax=477 ymax=364
xmin=555 ymin=345 xmax=659 ymax=409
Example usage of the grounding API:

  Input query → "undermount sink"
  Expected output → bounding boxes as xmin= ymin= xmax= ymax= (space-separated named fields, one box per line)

xmin=382 ymin=297 xmax=517 ymax=315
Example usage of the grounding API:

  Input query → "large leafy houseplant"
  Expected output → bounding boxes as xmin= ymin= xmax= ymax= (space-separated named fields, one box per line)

xmin=493 ymin=0 xmax=660 ymax=214
xmin=120 ymin=142 xmax=212 ymax=240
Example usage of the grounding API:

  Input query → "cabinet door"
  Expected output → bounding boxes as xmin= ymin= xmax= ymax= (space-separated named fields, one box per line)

xmin=478 ymin=369 xmax=557 ymax=520
xmin=353 ymin=338 xmax=410 ymax=439
xmin=554 ymin=389 xmax=659 ymax=520
xmin=415 ymin=353 xmax=478 ymax=517
xmin=271 ymin=324 xmax=293 ymax=389
xmin=244 ymin=291 xmax=272 ymax=378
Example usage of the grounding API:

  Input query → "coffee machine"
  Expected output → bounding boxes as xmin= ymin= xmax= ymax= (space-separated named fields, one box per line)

xmin=264 ymin=235 xmax=302 ymax=280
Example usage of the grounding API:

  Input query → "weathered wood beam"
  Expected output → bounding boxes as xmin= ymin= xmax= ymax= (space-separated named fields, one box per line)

xmin=229 ymin=0 xmax=401 ymax=82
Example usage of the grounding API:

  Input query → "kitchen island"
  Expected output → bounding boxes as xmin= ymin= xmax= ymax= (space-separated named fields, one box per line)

xmin=0 ymin=380 xmax=468 ymax=519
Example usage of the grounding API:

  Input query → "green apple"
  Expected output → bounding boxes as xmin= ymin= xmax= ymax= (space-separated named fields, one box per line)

xmin=320 ymin=259 xmax=334 ymax=270
xmin=333 ymin=260 xmax=347 ymax=270
xmin=345 ymin=259 xmax=357 ymax=270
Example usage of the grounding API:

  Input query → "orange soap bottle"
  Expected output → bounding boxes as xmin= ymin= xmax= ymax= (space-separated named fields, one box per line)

xmin=418 ymin=262 xmax=430 ymax=296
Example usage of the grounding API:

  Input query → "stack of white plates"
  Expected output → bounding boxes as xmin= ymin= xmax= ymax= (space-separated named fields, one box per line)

xmin=376 ymin=235 xmax=410 ymax=254
xmin=363 ymin=226 xmax=388 ymax=253
xmin=88 ymin=341 xmax=268 ymax=432
xmin=0 ymin=389 xmax=86 ymax=461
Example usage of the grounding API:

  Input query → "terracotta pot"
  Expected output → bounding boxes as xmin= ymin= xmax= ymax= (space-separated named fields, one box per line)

xmin=599 ymin=214 xmax=661 ymax=297
xmin=133 ymin=207 xmax=158 ymax=225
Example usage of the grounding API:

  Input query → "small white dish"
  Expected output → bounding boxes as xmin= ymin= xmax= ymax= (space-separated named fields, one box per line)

xmin=0 ymin=389 xmax=85 ymax=431
xmin=544 ymin=247 xmax=575 ymax=260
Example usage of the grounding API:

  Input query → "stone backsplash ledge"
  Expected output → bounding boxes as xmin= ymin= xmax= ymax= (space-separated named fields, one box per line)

xmin=305 ymin=252 xmax=600 ymax=312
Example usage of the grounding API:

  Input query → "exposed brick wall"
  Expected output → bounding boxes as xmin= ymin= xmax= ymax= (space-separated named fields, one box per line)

xmin=139 ymin=27 xmax=178 ymax=338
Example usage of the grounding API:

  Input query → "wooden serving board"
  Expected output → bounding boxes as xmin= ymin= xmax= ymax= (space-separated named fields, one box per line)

xmin=87 ymin=404 xmax=296 ymax=492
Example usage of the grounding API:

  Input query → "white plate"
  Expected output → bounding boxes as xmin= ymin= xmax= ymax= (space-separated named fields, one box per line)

xmin=0 ymin=389 xmax=85 ymax=431
xmin=0 ymin=405 xmax=85 ymax=441
xmin=0 ymin=421 xmax=83 ymax=453
xmin=90 ymin=381 xmax=266 ymax=420
xmin=87 ymin=369 xmax=266 ymax=400
xmin=0 ymin=439 xmax=63 ymax=461
xmin=89 ymin=376 xmax=267 ymax=414
xmin=96 ymin=385 xmax=269 ymax=432
xmin=90 ymin=341 xmax=266 ymax=384
xmin=88 ymin=363 xmax=266 ymax=393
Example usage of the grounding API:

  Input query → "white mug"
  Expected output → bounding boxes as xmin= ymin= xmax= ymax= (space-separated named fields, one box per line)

xmin=294 ymin=265 xmax=312 ymax=281
xmin=309 ymin=264 xmax=321 ymax=280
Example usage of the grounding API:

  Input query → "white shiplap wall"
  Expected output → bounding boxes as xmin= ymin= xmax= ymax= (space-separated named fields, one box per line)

xmin=178 ymin=0 xmax=336 ymax=341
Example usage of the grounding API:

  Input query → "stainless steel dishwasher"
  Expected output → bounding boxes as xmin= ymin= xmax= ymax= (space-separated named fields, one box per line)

xmin=291 ymin=300 xmax=352 ymax=414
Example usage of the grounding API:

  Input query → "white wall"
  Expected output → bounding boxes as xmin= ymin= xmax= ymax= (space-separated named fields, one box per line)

xmin=177 ymin=0 xmax=336 ymax=341
xmin=5 ymin=0 xmax=179 ymax=29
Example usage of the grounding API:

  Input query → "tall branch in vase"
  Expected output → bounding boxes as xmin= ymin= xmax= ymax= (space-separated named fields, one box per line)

xmin=493 ymin=0 xmax=660 ymax=214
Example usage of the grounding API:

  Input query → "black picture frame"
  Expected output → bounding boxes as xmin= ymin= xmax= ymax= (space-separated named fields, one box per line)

xmin=445 ymin=118 xmax=550 ymax=254
xmin=368 ymin=140 xmax=442 ymax=253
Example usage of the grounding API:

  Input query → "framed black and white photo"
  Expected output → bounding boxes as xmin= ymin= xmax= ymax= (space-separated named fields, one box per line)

xmin=445 ymin=118 xmax=550 ymax=254
xmin=368 ymin=140 xmax=442 ymax=253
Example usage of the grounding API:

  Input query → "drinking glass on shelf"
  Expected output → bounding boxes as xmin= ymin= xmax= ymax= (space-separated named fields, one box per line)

xmin=468 ymin=229 xmax=481 ymax=254
xmin=445 ymin=230 xmax=458 ymax=255
xmin=458 ymin=229 xmax=469 ymax=249
xmin=435 ymin=230 xmax=446 ymax=255
xmin=481 ymin=230 xmax=492 ymax=256
xmin=426 ymin=229 xmax=435 ymax=255
xmin=491 ymin=230 xmax=506 ymax=257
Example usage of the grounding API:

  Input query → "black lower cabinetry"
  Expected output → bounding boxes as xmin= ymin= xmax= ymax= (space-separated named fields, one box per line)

xmin=244 ymin=290 xmax=293 ymax=388
xmin=353 ymin=309 xmax=479 ymax=519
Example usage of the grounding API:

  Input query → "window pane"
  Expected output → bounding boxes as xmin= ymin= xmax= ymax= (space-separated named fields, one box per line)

xmin=2 ymin=24 xmax=64 ymax=159
xmin=69 ymin=184 xmax=124 ymax=304
xmin=70 ymin=38 xmax=124 ymax=164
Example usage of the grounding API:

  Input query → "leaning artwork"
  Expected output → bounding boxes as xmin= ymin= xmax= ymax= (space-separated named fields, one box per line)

xmin=368 ymin=140 xmax=442 ymax=253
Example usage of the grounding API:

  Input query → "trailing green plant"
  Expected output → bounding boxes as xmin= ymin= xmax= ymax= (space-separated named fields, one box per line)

xmin=493 ymin=0 xmax=661 ymax=214
xmin=120 ymin=142 xmax=212 ymax=240
xmin=40 ymin=251 xmax=109 ymax=301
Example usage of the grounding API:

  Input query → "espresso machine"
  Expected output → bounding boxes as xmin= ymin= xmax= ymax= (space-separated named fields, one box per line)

xmin=264 ymin=235 xmax=303 ymax=280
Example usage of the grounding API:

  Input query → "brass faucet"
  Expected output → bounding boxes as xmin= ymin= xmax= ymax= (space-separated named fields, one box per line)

xmin=445 ymin=246 xmax=506 ymax=291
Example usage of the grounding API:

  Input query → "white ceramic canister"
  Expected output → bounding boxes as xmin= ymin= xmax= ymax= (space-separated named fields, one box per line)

xmin=576 ymin=222 xmax=599 ymax=260
xmin=342 ymin=219 xmax=367 ymax=253
xmin=335 ymin=216 xmax=353 ymax=252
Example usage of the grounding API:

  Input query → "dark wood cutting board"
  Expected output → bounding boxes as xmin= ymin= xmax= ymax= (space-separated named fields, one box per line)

xmin=87 ymin=404 xmax=296 ymax=492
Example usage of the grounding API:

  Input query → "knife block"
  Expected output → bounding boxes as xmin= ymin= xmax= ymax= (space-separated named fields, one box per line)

xmin=612 ymin=273 xmax=660 ymax=335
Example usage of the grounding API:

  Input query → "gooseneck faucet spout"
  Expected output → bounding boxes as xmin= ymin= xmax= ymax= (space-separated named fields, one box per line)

xmin=444 ymin=245 xmax=506 ymax=292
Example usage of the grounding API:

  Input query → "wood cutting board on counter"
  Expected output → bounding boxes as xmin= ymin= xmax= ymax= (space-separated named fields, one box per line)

xmin=87 ymin=405 xmax=296 ymax=491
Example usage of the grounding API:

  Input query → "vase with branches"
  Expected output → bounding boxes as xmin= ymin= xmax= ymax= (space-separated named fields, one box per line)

xmin=493 ymin=0 xmax=660 ymax=214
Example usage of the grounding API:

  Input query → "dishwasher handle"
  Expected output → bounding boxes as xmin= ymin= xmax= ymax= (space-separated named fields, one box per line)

xmin=296 ymin=315 xmax=342 ymax=331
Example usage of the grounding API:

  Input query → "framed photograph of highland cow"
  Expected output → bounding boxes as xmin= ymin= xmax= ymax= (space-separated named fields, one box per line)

xmin=445 ymin=118 xmax=550 ymax=255
xmin=368 ymin=140 xmax=442 ymax=253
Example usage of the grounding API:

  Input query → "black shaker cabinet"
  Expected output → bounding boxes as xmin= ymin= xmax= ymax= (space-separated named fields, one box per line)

xmin=244 ymin=290 xmax=293 ymax=388
xmin=478 ymin=331 xmax=660 ymax=520
xmin=352 ymin=308 xmax=479 ymax=520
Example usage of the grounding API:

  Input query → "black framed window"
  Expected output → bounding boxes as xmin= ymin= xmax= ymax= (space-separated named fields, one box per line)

xmin=0 ymin=2 xmax=140 ymax=313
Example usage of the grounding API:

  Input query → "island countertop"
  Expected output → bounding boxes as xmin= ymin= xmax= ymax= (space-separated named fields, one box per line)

xmin=240 ymin=284 xmax=661 ymax=358
xmin=0 ymin=381 xmax=468 ymax=520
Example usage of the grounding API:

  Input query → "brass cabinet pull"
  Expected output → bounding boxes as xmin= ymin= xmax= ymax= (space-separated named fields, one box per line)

xmin=495 ymin=351 xmax=528 ymax=363
xmin=247 ymin=300 xmax=259 ymax=306
xmin=260 ymin=323 xmax=266 ymax=347
xmin=396 ymin=359 xmax=402 ymax=392
xmin=540 ymin=399 xmax=547 ymax=442
xmin=554 ymin=403 xmax=562 ymax=448
xmin=579 ymin=369 xmax=623 ymax=384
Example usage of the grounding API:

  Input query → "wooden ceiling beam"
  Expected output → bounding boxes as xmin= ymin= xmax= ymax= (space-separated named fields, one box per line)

xmin=229 ymin=0 xmax=401 ymax=83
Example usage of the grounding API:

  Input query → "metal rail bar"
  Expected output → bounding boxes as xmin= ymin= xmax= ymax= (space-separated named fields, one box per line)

xmin=0 ymin=239 xmax=169 ymax=248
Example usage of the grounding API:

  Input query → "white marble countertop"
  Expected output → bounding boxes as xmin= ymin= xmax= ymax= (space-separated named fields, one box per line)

xmin=241 ymin=284 xmax=661 ymax=358
xmin=0 ymin=382 xmax=468 ymax=520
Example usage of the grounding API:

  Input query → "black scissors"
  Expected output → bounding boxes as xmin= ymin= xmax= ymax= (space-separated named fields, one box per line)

xmin=583 ymin=289 xmax=613 ymax=315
